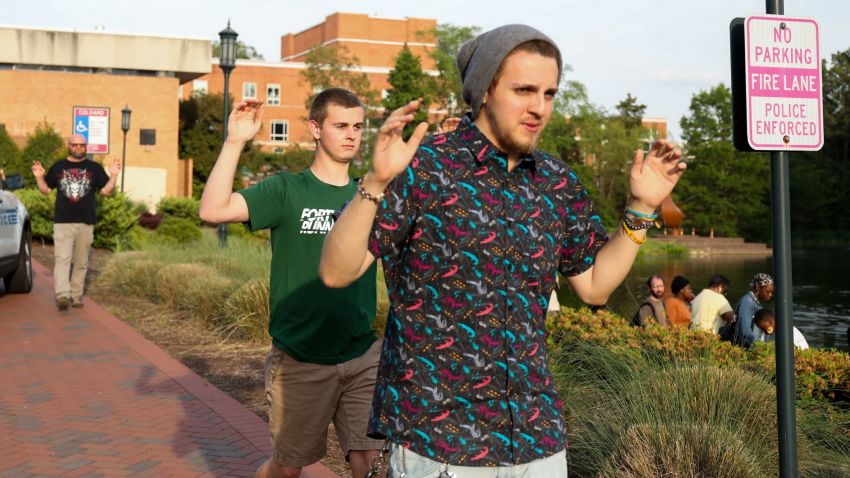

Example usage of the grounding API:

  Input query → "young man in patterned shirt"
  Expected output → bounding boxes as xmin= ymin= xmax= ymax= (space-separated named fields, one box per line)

xmin=320 ymin=25 xmax=686 ymax=477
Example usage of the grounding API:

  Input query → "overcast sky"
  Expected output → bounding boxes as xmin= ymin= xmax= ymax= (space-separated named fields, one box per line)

xmin=6 ymin=0 xmax=849 ymax=140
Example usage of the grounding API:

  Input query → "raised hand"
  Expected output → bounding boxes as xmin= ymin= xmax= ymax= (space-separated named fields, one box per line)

xmin=31 ymin=161 xmax=45 ymax=178
xmin=107 ymin=158 xmax=122 ymax=176
xmin=370 ymin=99 xmax=429 ymax=184
xmin=226 ymin=99 xmax=264 ymax=144
xmin=629 ymin=140 xmax=686 ymax=210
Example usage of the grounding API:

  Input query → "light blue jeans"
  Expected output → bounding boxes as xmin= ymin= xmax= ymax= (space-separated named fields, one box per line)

xmin=388 ymin=444 xmax=568 ymax=478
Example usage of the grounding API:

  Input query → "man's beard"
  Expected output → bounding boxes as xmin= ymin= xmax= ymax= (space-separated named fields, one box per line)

xmin=70 ymin=150 xmax=87 ymax=160
xmin=484 ymin=108 xmax=538 ymax=156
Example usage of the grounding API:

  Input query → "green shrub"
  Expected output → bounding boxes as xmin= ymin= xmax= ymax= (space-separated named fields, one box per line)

xmin=19 ymin=121 xmax=68 ymax=183
xmin=155 ymin=263 xmax=231 ymax=312
xmin=97 ymin=251 xmax=163 ymax=300
xmin=17 ymin=188 xmax=137 ymax=250
xmin=226 ymin=222 xmax=270 ymax=245
xmin=600 ymin=423 xmax=763 ymax=478
xmin=548 ymin=307 xmax=850 ymax=405
xmin=155 ymin=217 xmax=202 ymax=244
xmin=0 ymin=127 xmax=22 ymax=174
xmin=94 ymin=192 xmax=138 ymax=250
xmin=15 ymin=188 xmax=54 ymax=240
xmin=551 ymin=340 xmax=850 ymax=477
xmin=222 ymin=278 xmax=270 ymax=342
xmin=157 ymin=196 xmax=200 ymax=225
xmin=128 ymin=199 xmax=150 ymax=216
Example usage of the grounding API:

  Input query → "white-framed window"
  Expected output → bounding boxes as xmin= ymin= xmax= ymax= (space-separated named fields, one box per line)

xmin=267 ymin=84 xmax=281 ymax=105
xmin=243 ymin=82 xmax=257 ymax=99
xmin=192 ymin=79 xmax=208 ymax=97
xmin=270 ymin=120 xmax=289 ymax=142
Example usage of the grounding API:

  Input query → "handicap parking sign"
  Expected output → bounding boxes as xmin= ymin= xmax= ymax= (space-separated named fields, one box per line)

xmin=72 ymin=107 xmax=110 ymax=154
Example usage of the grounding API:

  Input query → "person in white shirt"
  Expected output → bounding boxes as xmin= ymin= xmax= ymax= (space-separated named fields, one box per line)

xmin=752 ymin=308 xmax=810 ymax=350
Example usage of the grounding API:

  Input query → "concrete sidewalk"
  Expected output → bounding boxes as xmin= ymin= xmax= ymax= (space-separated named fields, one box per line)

xmin=0 ymin=259 xmax=337 ymax=478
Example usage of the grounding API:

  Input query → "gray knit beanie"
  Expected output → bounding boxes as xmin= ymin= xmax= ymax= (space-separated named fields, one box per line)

xmin=456 ymin=24 xmax=563 ymax=118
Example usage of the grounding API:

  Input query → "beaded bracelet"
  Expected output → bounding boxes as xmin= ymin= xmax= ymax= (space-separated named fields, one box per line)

xmin=621 ymin=221 xmax=647 ymax=245
xmin=625 ymin=208 xmax=658 ymax=220
xmin=623 ymin=214 xmax=655 ymax=231
xmin=357 ymin=177 xmax=386 ymax=204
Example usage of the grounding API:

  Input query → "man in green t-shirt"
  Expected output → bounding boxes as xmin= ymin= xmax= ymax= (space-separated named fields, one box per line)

xmin=199 ymin=88 xmax=382 ymax=478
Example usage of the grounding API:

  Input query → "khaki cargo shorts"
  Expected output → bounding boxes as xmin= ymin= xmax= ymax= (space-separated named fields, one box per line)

xmin=264 ymin=340 xmax=384 ymax=468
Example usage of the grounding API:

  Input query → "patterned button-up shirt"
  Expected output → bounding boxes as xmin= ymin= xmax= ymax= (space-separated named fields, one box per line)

xmin=367 ymin=115 xmax=608 ymax=466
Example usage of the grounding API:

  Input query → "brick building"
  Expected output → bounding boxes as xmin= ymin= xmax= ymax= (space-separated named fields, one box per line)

xmin=0 ymin=26 xmax=209 ymax=206
xmin=185 ymin=12 xmax=438 ymax=149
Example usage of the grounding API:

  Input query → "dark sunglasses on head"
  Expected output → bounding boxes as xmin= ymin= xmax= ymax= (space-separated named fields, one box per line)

xmin=69 ymin=143 xmax=87 ymax=147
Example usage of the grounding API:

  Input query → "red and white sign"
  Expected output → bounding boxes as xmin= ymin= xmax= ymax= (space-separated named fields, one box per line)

xmin=745 ymin=15 xmax=822 ymax=151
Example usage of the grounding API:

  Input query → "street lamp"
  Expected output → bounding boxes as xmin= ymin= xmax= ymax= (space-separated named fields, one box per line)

xmin=121 ymin=105 xmax=131 ymax=193
xmin=217 ymin=20 xmax=238 ymax=247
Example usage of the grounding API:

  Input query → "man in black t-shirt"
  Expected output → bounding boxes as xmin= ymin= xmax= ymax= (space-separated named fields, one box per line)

xmin=32 ymin=134 xmax=120 ymax=310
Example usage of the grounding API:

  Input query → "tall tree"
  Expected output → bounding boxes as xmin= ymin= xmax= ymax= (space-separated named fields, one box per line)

xmin=20 ymin=122 xmax=66 ymax=183
xmin=615 ymin=93 xmax=646 ymax=130
xmin=299 ymin=44 xmax=380 ymax=172
xmin=178 ymin=93 xmax=236 ymax=196
xmin=212 ymin=40 xmax=265 ymax=60
xmin=787 ymin=48 xmax=850 ymax=237
xmin=0 ymin=126 xmax=22 ymax=177
xmin=677 ymin=84 xmax=770 ymax=240
xmin=822 ymin=48 xmax=850 ymax=163
xmin=300 ymin=44 xmax=378 ymax=110
xmin=421 ymin=24 xmax=480 ymax=116
xmin=383 ymin=45 xmax=433 ymax=138
xmin=0 ymin=122 xmax=64 ymax=186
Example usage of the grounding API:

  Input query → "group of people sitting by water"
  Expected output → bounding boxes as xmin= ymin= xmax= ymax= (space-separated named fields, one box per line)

xmin=633 ymin=272 xmax=809 ymax=349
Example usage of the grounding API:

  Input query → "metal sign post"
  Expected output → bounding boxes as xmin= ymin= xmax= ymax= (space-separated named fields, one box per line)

xmin=730 ymin=1 xmax=823 ymax=476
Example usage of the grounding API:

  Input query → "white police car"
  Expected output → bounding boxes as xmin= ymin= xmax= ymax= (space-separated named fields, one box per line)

xmin=0 ymin=174 xmax=32 ymax=293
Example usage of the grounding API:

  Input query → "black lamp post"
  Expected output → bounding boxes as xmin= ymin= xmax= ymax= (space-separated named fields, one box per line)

xmin=217 ymin=20 xmax=238 ymax=247
xmin=120 ymin=105 xmax=131 ymax=193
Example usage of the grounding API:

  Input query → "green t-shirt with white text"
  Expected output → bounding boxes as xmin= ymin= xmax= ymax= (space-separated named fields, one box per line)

xmin=238 ymin=169 xmax=376 ymax=364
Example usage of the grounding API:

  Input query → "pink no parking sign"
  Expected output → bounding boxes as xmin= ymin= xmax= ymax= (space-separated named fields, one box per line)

xmin=745 ymin=15 xmax=823 ymax=151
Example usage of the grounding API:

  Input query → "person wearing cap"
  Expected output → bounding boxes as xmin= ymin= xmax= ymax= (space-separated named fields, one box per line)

xmin=732 ymin=272 xmax=775 ymax=347
xmin=319 ymin=24 xmax=686 ymax=475
xmin=665 ymin=275 xmax=694 ymax=329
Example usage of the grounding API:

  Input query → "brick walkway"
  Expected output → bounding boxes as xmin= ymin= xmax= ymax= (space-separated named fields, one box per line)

xmin=0 ymin=260 xmax=337 ymax=478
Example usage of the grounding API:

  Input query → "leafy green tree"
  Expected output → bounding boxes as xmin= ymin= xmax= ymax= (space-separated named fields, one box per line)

xmin=178 ymin=93 xmax=239 ymax=196
xmin=822 ymin=48 xmax=850 ymax=163
xmin=615 ymin=93 xmax=646 ymax=130
xmin=421 ymin=24 xmax=480 ymax=116
xmin=212 ymin=40 xmax=265 ymax=60
xmin=383 ymin=45 xmax=433 ymax=138
xmin=300 ymin=44 xmax=380 ymax=168
xmin=300 ymin=44 xmax=378 ymax=110
xmin=20 ymin=122 xmax=66 ymax=183
xmin=0 ymin=127 xmax=22 ymax=176
xmin=788 ymin=48 xmax=850 ymax=236
xmin=0 ymin=123 xmax=59 ymax=183
xmin=677 ymin=84 xmax=770 ymax=240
